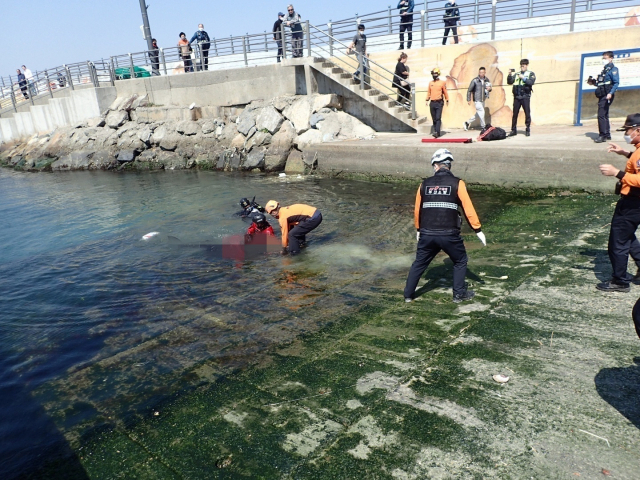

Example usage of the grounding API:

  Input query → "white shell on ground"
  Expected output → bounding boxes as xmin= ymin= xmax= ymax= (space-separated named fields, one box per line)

xmin=492 ymin=374 xmax=510 ymax=383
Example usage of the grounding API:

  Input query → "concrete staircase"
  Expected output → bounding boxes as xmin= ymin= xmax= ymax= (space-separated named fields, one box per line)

xmin=308 ymin=57 xmax=429 ymax=134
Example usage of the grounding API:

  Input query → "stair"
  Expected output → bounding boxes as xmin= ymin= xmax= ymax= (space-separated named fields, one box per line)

xmin=310 ymin=57 xmax=429 ymax=134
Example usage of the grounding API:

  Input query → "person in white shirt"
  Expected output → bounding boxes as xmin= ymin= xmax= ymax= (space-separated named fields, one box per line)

xmin=22 ymin=65 xmax=37 ymax=97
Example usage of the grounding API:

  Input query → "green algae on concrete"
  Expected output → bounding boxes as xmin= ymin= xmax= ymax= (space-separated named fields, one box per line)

xmin=30 ymin=188 xmax=640 ymax=479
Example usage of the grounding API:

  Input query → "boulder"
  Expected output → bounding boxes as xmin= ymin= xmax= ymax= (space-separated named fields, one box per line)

xmin=303 ymin=152 xmax=318 ymax=169
xmin=256 ymin=106 xmax=284 ymax=134
xmin=316 ymin=112 xmax=343 ymax=138
xmin=230 ymin=134 xmax=246 ymax=150
xmin=264 ymin=120 xmax=296 ymax=171
xmin=156 ymin=151 xmax=186 ymax=169
xmin=217 ymin=150 xmax=230 ymax=170
xmin=87 ymin=117 xmax=106 ymax=128
xmin=245 ymin=131 xmax=272 ymax=152
xmin=176 ymin=120 xmax=199 ymax=136
xmin=237 ymin=107 xmax=260 ymax=135
xmin=95 ymin=129 xmax=118 ymax=148
xmin=284 ymin=150 xmax=305 ymax=174
xmin=219 ymin=122 xmax=239 ymax=143
xmin=106 ymin=110 xmax=129 ymax=129
xmin=150 ymin=124 xmax=171 ymax=145
xmin=201 ymin=120 xmax=216 ymax=135
xmin=243 ymin=149 xmax=265 ymax=170
xmin=283 ymin=97 xmax=312 ymax=135
xmin=51 ymin=150 xmax=95 ymax=170
xmin=159 ymin=133 xmax=179 ymax=151
xmin=116 ymin=150 xmax=137 ymax=162
xmin=311 ymin=94 xmax=343 ymax=113
xmin=138 ymin=126 xmax=153 ymax=143
xmin=245 ymin=126 xmax=257 ymax=141
xmin=272 ymin=95 xmax=296 ymax=112
xmin=130 ymin=94 xmax=148 ymax=110
xmin=119 ymin=94 xmax=139 ymax=112
xmin=310 ymin=113 xmax=325 ymax=128
xmin=295 ymin=129 xmax=324 ymax=148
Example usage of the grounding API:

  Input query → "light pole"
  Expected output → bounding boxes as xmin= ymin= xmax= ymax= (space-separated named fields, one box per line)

xmin=139 ymin=0 xmax=154 ymax=51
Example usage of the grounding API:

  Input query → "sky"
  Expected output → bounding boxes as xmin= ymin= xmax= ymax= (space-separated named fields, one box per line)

xmin=0 ymin=0 xmax=433 ymax=76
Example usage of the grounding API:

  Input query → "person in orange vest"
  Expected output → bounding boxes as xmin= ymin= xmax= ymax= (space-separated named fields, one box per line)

xmin=426 ymin=67 xmax=449 ymax=138
xmin=265 ymin=200 xmax=323 ymax=255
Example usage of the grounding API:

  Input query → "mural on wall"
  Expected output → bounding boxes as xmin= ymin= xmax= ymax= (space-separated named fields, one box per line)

xmin=624 ymin=7 xmax=640 ymax=26
xmin=442 ymin=43 xmax=516 ymax=129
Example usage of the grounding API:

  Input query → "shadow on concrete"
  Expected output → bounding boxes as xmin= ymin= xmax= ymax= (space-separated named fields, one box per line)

xmin=413 ymin=261 xmax=485 ymax=298
xmin=584 ymin=131 xmax=601 ymax=141
xmin=594 ymin=357 xmax=640 ymax=431
xmin=0 ymin=364 xmax=89 ymax=480
xmin=579 ymin=248 xmax=611 ymax=282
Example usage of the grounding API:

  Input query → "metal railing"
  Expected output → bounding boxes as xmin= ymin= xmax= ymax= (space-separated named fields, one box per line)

xmin=1 ymin=0 xmax=636 ymax=115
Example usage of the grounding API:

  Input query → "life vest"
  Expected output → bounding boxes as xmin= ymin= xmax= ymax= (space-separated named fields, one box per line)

xmin=512 ymin=70 xmax=533 ymax=97
xmin=419 ymin=170 xmax=462 ymax=233
xmin=595 ymin=64 xmax=614 ymax=98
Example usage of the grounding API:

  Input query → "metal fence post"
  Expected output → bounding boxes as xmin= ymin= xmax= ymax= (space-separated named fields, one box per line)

xmin=198 ymin=43 xmax=204 ymax=71
xmin=491 ymin=1 xmax=496 ymax=40
xmin=246 ymin=33 xmax=251 ymax=53
xmin=359 ymin=54 xmax=364 ymax=90
xmin=45 ymin=70 xmax=53 ymax=98
xmin=528 ymin=0 xmax=534 ymax=17
xmin=306 ymin=21 xmax=311 ymax=57
xmin=87 ymin=61 xmax=95 ymax=86
xmin=242 ymin=36 xmax=248 ymax=66
xmin=281 ymin=22 xmax=287 ymax=59
xmin=64 ymin=65 xmax=74 ymax=90
xmin=475 ymin=0 xmax=480 ymax=23
xmin=128 ymin=53 xmax=135 ymax=79
xmin=328 ymin=23 xmax=334 ymax=57
xmin=230 ymin=35 xmax=235 ymax=55
xmin=421 ymin=10 xmax=426 ymax=47
xmin=264 ymin=31 xmax=268 ymax=52
xmin=213 ymin=38 xmax=218 ymax=56
xmin=160 ymin=49 xmax=167 ymax=75
xmin=388 ymin=6 xmax=392 ymax=34
xmin=569 ymin=0 xmax=576 ymax=32
xmin=10 ymin=89 xmax=17 ymax=112
xmin=109 ymin=57 xmax=116 ymax=85
xmin=587 ymin=0 xmax=593 ymax=10
xmin=411 ymin=83 xmax=416 ymax=120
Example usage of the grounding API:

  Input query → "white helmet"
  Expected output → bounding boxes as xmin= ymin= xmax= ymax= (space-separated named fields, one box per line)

xmin=431 ymin=148 xmax=454 ymax=165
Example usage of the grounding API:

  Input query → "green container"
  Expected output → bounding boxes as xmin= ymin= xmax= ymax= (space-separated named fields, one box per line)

xmin=114 ymin=66 xmax=151 ymax=80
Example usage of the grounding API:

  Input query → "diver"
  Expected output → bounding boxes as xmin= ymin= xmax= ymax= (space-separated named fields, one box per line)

xmin=237 ymin=197 xmax=265 ymax=217
xmin=246 ymin=213 xmax=275 ymax=239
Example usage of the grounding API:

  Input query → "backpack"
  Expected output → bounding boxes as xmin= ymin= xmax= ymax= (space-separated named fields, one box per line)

xmin=478 ymin=124 xmax=506 ymax=141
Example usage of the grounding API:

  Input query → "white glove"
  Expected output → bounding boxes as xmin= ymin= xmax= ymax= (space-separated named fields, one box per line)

xmin=416 ymin=231 xmax=420 ymax=241
xmin=477 ymin=231 xmax=487 ymax=246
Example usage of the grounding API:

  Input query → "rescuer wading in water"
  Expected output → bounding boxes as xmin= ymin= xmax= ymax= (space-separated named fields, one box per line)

xmin=404 ymin=149 xmax=486 ymax=303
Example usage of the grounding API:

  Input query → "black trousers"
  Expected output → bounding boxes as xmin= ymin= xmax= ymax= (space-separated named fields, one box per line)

xmin=288 ymin=211 xmax=322 ymax=254
xmin=404 ymin=233 xmax=468 ymax=298
xmin=443 ymin=23 xmax=458 ymax=45
xmin=20 ymin=86 xmax=29 ymax=99
xmin=399 ymin=18 xmax=413 ymax=49
xmin=511 ymin=96 xmax=531 ymax=131
xmin=632 ymin=297 xmax=640 ymax=339
xmin=201 ymin=46 xmax=209 ymax=70
xmin=597 ymin=95 xmax=614 ymax=138
xmin=276 ymin=40 xmax=283 ymax=62
xmin=182 ymin=56 xmax=193 ymax=73
xmin=608 ymin=196 xmax=640 ymax=285
xmin=397 ymin=86 xmax=410 ymax=104
xmin=430 ymin=100 xmax=444 ymax=135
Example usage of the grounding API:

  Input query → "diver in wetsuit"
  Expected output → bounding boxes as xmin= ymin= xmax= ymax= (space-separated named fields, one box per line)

xmin=237 ymin=197 xmax=265 ymax=217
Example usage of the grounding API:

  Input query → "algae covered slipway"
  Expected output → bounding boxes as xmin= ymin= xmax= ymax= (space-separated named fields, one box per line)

xmin=1 ymin=169 xmax=639 ymax=479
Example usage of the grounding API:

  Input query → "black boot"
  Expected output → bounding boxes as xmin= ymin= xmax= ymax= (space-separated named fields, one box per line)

xmin=594 ymin=136 xmax=607 ymax=143
xmin=525 ymin=129 xmax=530 ymax=137
xmin=508 ymin=130 xmax=517 ymax=137
xmin=596 ymin=281 xmax=630 ymax=292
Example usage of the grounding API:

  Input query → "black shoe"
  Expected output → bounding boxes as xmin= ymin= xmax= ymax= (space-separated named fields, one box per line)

xmin=594 ymin=136 xmax=607 ymax=143
xmin=432 ymin=132 xmax=440 ymax=138
xmin=525 ymin=130 xmax=530 ymax=137
xmin=606 ymin=135 xmax=612 ymax=140
xmin=508 ymin=130 xmax=517 ymax=137
xmin=453 ymin=290 xmax=475 ymax=303
xmin=398 ymin=45 xmax=404 ymax=50
xmin=596 ymin=281 xmax=630 ymax=293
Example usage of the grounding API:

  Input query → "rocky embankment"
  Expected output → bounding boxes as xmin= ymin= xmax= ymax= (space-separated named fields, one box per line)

xmin=0 ymin=93 xmax=375 ymax=174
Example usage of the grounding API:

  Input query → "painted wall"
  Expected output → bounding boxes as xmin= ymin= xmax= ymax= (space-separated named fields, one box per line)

xmin=367 ymin=25 xmax=640 ymax=129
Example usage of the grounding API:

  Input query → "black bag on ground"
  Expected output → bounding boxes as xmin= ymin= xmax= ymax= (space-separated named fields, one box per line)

xmin=478 ymin=124 xmax=506 ymax=141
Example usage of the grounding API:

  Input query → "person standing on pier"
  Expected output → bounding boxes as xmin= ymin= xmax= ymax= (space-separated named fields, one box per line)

xmin=442 ymin=0 xmax=460 ymax=45
xmin=190 ymin=24 xmax=211 ymax=71
xmin=593 ymin=51 xmax=619 ymax=144
xmin=149 ymin=39 xmax=160 ymax=76
xmin=285 ymin=5 xmax=304 ymax=58
xmin=398 ymin=0 xmax=414 ymax=50
xmin=426 ymin=67 xmax=448 ymax=138
xmin=178 ymin=32 xmax=193 ymax=73
xmin=15 ymin=69 xmax=29 ymax=100
xmin=404 ymin=149 xmax=486 ymax=304
xmin=273 ymin=12 xmax=285 ymax=63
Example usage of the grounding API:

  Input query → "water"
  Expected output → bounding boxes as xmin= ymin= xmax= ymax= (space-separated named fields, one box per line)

xmin=0 ymin=168 xmax=512 ymax=477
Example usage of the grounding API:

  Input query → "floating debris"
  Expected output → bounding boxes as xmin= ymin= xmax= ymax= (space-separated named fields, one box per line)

xmin=141 ymin=232 xmax=159 ymax=240
xmin=492 ymin=374 xmax=510 ymax=384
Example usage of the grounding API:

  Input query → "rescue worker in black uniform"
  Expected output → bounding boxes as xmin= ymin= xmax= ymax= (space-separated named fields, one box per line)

xmin=507 ymin=59 xmax=535 ymax=137
xmin=592 ymin=51 xmax=620 ymax=144
xmin=404 ymin=148 xmax=486 ymax=303
xmin=237 ymin=197 xmax=265 ymax=217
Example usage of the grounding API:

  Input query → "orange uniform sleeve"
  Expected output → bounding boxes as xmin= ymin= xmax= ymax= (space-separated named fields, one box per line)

xmin=279 ymin=211 xmax=289 ymax=248
xmin=457 ymin=181 xmax=482 ymax=231
xmin=619 ymin=150 xmax=640 ymax=189
xmin=414 ymin=186 xmax=421 ymax=229
xmin=442 ymin=82 xmax=449 ymax=101
xmin=426 ymin=82 xmax=432 ymax=101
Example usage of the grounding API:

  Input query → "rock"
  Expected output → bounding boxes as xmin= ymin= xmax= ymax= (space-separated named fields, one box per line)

xmin=138 ymin=126 xmax=153 ymax=143
xmin=176 ymin=120 xmax=199 ymax=136
xmin=51 ymin=151 xmax=95 ymax=170
xmin=283 ymin=97 xmax=312 ymax=135
xmin=245 ymin=131 xmax=272 ymax=152
xmin=83 ymin=128 xmax=99 ymax=141
xmin=217 ymin=150 xmax=230 ymax=170
xmin=215 ymin=125 xmax=224 ymax=136
xmin=201 ymin=120 xmax=216 ymax=135
xmin=160 ymin=133 xmax=179 ymax=151
xmin=272 ymin=95 xmax=296 ymax=112
xmin=229 ymin=151 xmax=243 ymax=170
xmin=106 ymin=110 xmax=129 ymax=129
xmin=264 ymin=120 xmax=296 ymax=172
xmin=310 ymin=113 xmax=325 ymax=128
xmin=237 ymin=107 xmax=260 ymax=135
xmin=119 ymin=94 xmax=139 ymax=112
xmin=303 ymin=152 xmax=318 ymax=168
xmin=243 ymin=149 xmax=265 ymax=170
xmin=130 ymin=94 xmax=148 ymax=110
xmin=316 ymin=112 xmax=343 ymax=138
xmin=156 ymin=151 xmax=186 ymax=169
xmin=92 ymin=151 xmax=116 ymax=169
xmin=219 ymin=122 xmax=239 ymax=143
xmin=95 ymin=129 xmax=118 ymax=148
xmin=116 ymin=150 xmax=137 ymax=162
xmin=311 ymin=94 xmax=343 ymax=113
xmin=284 ymin=150 xmax=305 ymax=174
xmin=245 ymin=126 xmax=257 ymax=141
xmin=295 ymin=129 xmax=324 ymax=148
xmin=108 ymin=97 xmax=124 ymax=111
xmin=256 ymin=106 xmax=284 ymax=134
xmin=137 ymin=149 xmax=157 ymax=162
xmin=230 ymin=134 xmax=246 ymax=150
xmin=87 ymin=117 xmax=106 ymax=128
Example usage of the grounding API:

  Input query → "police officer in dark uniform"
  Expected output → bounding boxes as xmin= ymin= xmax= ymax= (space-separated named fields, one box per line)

xmin=507 ymin=59 xmax=536 ymax=137
xmin=593 ymin=51 xmax=620 ymax=144
xmin=404 ymin=149 xmax=486 ymax=304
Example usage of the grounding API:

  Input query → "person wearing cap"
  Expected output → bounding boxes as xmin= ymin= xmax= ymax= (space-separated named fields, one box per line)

xmin=265 ymin=201 xmax=322 ymax=255
xmin=273 ymin=12 xmax=285 ymax=63
xmin=404 ymin=149 xmax=486 ymax=304
xmin=426 ymin=68 xmax=449 ymax=138
xmin=597 ymin=114 xmax=640 ymax=292
xmin=593 ymin=51 xmax=620 ymax=144
xmin=507 ymin=59 xmax=535 ymax=137
xmin=349 ymin=24 xmax=368 ymax=84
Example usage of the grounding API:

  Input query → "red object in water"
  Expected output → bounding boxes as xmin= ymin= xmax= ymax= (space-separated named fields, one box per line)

xmin=421 ymin=138 xmax=473 ymax=143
